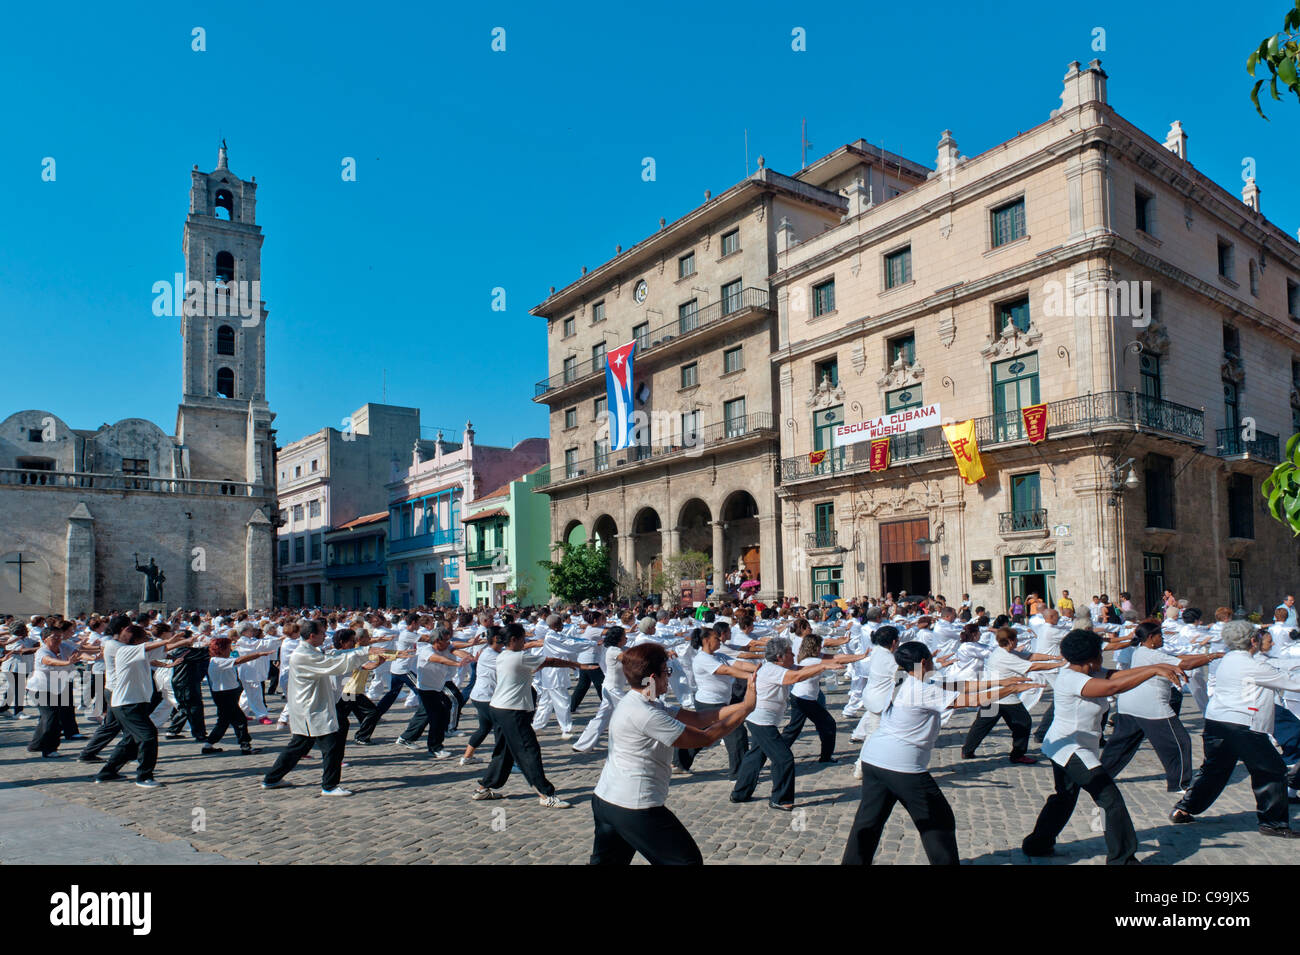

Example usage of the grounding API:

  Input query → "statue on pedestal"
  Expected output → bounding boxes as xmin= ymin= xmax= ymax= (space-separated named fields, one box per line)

xmin=134 ymin=554 xmax=166 ymax=603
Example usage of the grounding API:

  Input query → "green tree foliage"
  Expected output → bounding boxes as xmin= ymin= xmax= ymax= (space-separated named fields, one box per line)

xmin=539 ymin=541 xmax=614 ymax=604
xmin=1248 ymin=3 xmax=1300 ymax=117
xmin=1263 ymin=433 xmax=1300 ymax=533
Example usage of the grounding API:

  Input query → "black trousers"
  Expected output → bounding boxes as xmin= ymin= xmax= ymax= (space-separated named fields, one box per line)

xmin=466 ymin=700 xmax=493 ymax=749
xmin=80 ymin=689 xmax=123 ymax=758
xmin=28 ymin=693 xmax=71 ymax=756
xmin=341 ymin=694 xmax=380 ymax=742
xmin=1023 ymin=754 xmax=1139 ymax=864
xmin=206 ymin=688 xmax=251 ymax=747
xmin=400 ymin=689 xmax=451 ymax=751
xmin=1033 ymin=702 xmax=1054 ymax=742
xmin=479 ymin=707 xmax=555 ymax=795
xmin=842 ymin=762 xmax=959 ymax=865
xmin=99 ymin=702 xmax=159 ymax=782
xmin=1174 ymin=719 xmax=1290 ymax=828
xmin=0 ymin=670 xmax=25 ymax=713
xmin=444 ymin=681 xmax=464 ymax=730
xmin=730 ymin=722 xmax=796 ymax=806
xmin=371 ymin=672 xmax=418 ymax=721
xmin=264 ymin=728 xmax=346 ymax=791
xmin=169 ymin=686 xmax=208 ymax=741
xmin=589 ymin=795 xmax=702 ymax=865
xmin=781 ymin=693 xmax=837 ymax=761
xmin=1100 ymin=713 xmax=1193 ymax=791
xmin=962 ymin=702 xmax=1032 ymax=759
xmin=58 ymin=698 xmax=80 ymax=739
xmin=569 ymin=667 xmax=604 ymax=712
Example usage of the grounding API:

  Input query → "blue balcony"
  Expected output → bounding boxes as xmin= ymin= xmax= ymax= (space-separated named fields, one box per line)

xmin=388 ymin=528 xmax=464 ymax=555
xmin=324 ymin=559 xmax=386 ymax=580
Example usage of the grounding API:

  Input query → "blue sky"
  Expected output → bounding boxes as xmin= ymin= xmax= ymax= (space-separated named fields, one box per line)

xmin=1 ymin=0 xmax=1295 ymax=450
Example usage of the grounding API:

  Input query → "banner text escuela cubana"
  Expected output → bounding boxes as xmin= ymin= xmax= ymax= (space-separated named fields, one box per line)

xmin=831 ymin=403 xmax=941 ymax=446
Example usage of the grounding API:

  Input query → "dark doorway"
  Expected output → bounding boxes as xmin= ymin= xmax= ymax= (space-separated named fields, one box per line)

xmin=423 ymin=572 xmax=437 ymax=605
xmin=883 ymin=560 xmax=931 ymax=597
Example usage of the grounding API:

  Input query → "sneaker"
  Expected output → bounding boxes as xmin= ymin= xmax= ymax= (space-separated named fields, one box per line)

xmin=472 ymin=787 xmax=503 ymax=800
xmin=320 ymin=787 xmax=353 ymax=797
xmin=258 ymin=717 xmax=274 ymax=725
xmin=240 ymin=747 xmax=260 ymax=755
xmin=352 ymin=738 xmax=375 ymax=746
xmin=852 ymin=760 xmax=863 ymax=779
xmin=671 ymin=765 xmax=691 ymax=775
xmin=538 ymin=795 xmax=571 ymax=809
xmin=78 ymin=754 xmax=104 ymax=763
xmin=261 ymin=779 xmax=291 ymax=789
xmin=430 ymin=750 xmax=453 ymax=760
xmin=1169 ymin=808 xmax=1195 ymax=825
xmin=1009 ymin=755 xmax=1038 ymax=765
xmin=40 ymin=752 xmax=62 ymax=758
xmin=960 ymin=752 xmax=979 ymax=760
xmin=559 ymin=732 xmax=574 ymax=741
xmin=200 ymin=746 xmax=223 ymax=755
xmin=94 ymin=773 xmax=123 ymax=783
xmin=135 ymin=779 xmax=162 ymax=789
xmin=393 ymin=738 xmax=417 ymax=749
xmin=66 ymin=734 xmax=87 ymax=741
xmin=164 ymin=733 xmax=186 ymax=740
xmin=459 ymin=754 xmax=480 ymax=766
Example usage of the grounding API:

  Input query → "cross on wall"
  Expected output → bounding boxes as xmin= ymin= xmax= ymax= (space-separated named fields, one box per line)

xmin=5 ymin=553 xmax=35 ymax=593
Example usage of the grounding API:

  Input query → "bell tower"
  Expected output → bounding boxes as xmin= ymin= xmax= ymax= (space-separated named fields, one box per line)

xmin=175 ymin=143 xmax=276 ymax=489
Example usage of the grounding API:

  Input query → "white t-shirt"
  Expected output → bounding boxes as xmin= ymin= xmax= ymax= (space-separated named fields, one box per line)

xmin=389 ymin=627 xmax=420 ymax=675
xmin=860 ymin=677 xmax=958 ymax=773
xmin=604 ymin=645 xmax=628 ymax=697
xmin=113 ymin=643 xmax=157 ymax=706
xmin=414 ymin=643 xmax=457 ymax=691
xmin=691 ymin=650 xmax=736 ymax=706
xmin=207 ymin=655 xmax=243 ymax=693
xmin=101 ymin=638 xmax=125 ymax=695
xmin=26 ymin=645 xmax=72 ymax=695
xmin=1116 ymin=645 xmax=1179 ymax=720
xmin=1041 ymin=667 xmax=1108 ymax=769
xmin=983 ymin=645 xmax=1035 ymax=706
xmin=791 ymin=656 xmax=823 ymax=701
xmin=749 ymin=660 xmax=794 ymax=727
xmin=490 ymin=649 xmax=545 ymax=711
xmin=593 ymin=692 xmax=686 ymax=809
xmin=468 ymin=646 xmax=500 ymax=703
xmin=864 ymin=647 xmax=899 ymax=715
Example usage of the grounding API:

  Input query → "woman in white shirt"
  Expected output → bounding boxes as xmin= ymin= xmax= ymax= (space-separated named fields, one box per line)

xmin=25 ymin=626 xmax=91 ymax=757
xmin=1022 ymin=630 xmax=1185 ymax=863
xmin=674 ymin=624 xmax=760 ymax=775
xmin=782 ymin=621 xmax=866 ymax=762
xmin=729 ymin=636 xmax=849 ymax=811
xmin=459 ymin=627 xmax=508 ymax=765
xmin=961 ymin=626 xmax=1063 ymax=763
xmin=844 ymin=641 xmax=1038 ymax=864
xmin=850 ymin=625 xmax=903 ymax=776
xmin=591 ymin=641 xmax=756 ymax=864
xmin=0 ymin=623 xmax=38 ymax=718
xmin=1171 ymin=620 xmax=1300 ymax=838
xmin=573 ymin=627 xmax=631 ymax=752
xmin=202 ymin=635 xmax=274 ymax=756
xmin=1100 ymin=620 xmax=1219 ymax=793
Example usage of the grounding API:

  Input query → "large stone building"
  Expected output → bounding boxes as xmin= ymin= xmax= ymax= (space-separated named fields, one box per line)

xmin=386 ymin=424 xmax=547 ymax=608
xmin=274 ymin=403 xmax=422 ymax=606
xmin=0 ymin=145 xmax=277 ymax=615
xmin=530 ymin=148 xmax=928 ymax=599
xmin=772 ymin=61 xmax=1300 ymax=615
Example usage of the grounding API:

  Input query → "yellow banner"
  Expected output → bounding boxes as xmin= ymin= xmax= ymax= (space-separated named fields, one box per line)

xmin=942 ymin=419 xmax=986 ymax=485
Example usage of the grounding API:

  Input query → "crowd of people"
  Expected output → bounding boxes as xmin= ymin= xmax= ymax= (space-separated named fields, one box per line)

xmin=2 ymin=586 xmax=1299 ymax=865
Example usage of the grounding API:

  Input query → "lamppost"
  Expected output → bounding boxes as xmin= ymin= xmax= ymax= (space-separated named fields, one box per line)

xmin=1104 ymin=457 xmax=1140 ymax=595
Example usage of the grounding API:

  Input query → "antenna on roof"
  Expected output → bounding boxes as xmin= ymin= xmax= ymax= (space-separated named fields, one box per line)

xmin=801 ymin=118 xmax=811 ymax=169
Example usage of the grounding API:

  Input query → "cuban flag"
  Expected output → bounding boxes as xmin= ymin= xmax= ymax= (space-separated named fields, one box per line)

xmin=605 ymin=340 xmax=637 ymax=451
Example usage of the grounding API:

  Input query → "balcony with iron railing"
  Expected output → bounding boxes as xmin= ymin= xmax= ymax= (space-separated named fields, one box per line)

xmin=999 ymin=508 xmax=1048 ymax=535
xmin=0 ymin=468 xmax=262 ymax=497
xmin=1214 ymin=428 xmax=1280 ymax=465
xmin=781 ymin=391 xmax=1205 ymax=483
xmin=534 ymin=287 xmax=770 ymax=400
xmin=324 ymin=559 xmax=386 ymax=580
xmin=465 ymin=549 xmax=506 ymax=570
xmin=804 ymin=529 xmax=839 ymax=550
xmin=542 ymin=412 xmax=776 ymax=490
xmin=387 ymin=527 xmax=464 ymax=555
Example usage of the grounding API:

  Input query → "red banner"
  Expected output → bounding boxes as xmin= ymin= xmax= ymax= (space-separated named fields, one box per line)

xmin=869 ymin=438 xmax=891 ymax=472
xmin=1022 ymin=403 xmax=1048 ymax=444
xmin=808 ymin=450 xmax=827 ymax=466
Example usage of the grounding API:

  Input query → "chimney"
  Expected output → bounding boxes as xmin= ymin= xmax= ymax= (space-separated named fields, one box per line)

xmin=1163 ymin=121 xmax=1188 ymax=161
xmin=1242 ymin=177 xmax=1261 ymax=212
xmin=842 ymin=176 xmax=871 ymax=218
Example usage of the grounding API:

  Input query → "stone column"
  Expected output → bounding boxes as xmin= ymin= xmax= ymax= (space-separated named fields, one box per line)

xmin=711 ymin=521 xmax=725 ymax=592
xmin=620 ymin=532 xmax=636 ymax=578
xmin=246 ymin=508 xmax=274 ymax=608
xmin=665 ymin=527 xmax=680 ymax=560
xmin=759 ymin=514 xmax=780 ymax=599
xmin=65 ymin=502 xmax=95 ymax=616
